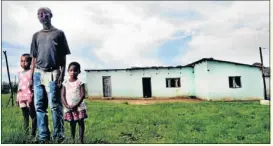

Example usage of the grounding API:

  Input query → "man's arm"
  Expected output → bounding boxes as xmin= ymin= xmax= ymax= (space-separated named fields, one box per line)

xmin=57 ymin=31 xmax=71 ymax=87
xmin=30 ymin=58 xmax=36 ymax=78
xmin=28 ymin=58 xmax=36 ymax=91
xmin=57 ymin=56 xmax=66 ymax=87
xmin=29 ymin=32 xmax=38 ymax=90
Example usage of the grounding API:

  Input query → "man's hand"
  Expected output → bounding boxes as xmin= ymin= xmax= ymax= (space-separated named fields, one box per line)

xmin=57 ymin=68 xmax=65 ymax=88
xmin=57 ymin=74 xmax=64 ymax=88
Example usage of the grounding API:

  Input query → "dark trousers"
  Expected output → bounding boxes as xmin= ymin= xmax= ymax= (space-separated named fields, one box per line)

xmin=21 ymin=105 xmax=37 ymax=137
xmin=70 ymin=120 xmax=85 ymax=144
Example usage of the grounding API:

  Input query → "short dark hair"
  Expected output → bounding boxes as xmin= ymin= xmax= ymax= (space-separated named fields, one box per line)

xmin=21 ymin=53 xmax=32 ymax=63
xmin=37 ymin=7 xmax=53 ymax=18
xmin=68 ymin=62 xmax=81 ymax=72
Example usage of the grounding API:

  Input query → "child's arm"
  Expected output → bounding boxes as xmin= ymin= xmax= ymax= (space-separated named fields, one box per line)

xmin=61 ymin=86 xmax=71 ymax=109
xmin=16 ymin=94 xmax=20 ymax=107
xmin=16 ymin=76 xmax=21 ymax=106
xmin=70 ymin=84 xmax=85 ymax=109
xmin=17 ymin=75 xmax=21 ymax=93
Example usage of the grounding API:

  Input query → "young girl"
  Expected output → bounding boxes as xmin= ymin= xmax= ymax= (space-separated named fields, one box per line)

xmin=16 ymin=53 xmax=37 ymax=138
xmin=61 ymin=62 xmax=87 ymax=144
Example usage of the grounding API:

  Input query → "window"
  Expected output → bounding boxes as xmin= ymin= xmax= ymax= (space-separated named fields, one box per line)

xmin=166 ymin=78 xmax=181 ymax=88
xmin=229 ymin=76 xmax=241 ymax=88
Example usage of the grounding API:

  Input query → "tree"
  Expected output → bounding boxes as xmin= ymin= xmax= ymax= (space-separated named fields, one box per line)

xmin=1 ymin=81 xmax=18 ymax=94
xmin=1 ymin=81 xmax=10 ymax=94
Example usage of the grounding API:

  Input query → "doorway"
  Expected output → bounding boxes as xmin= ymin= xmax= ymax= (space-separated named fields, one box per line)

xmin=102 ymin=76 xmax=112 ymax=98
xmin=142 ymin=77 xmax=152 ymax=98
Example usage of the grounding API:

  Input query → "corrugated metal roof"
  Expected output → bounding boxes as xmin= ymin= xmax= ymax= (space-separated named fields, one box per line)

xmin=85 ymin=66 xmax=187 ymax=72
xmin=85 ymin=58 xmax=261 ymax=72
xmin=184 ymin=58 xmax=260 ymax=68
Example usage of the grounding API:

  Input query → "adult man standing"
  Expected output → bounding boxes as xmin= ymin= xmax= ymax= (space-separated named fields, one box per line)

xmin=29 ymin=7 xmax=71 ymax=143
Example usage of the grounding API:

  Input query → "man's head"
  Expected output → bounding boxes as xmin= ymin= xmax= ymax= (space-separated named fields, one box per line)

xmin=37 ymin=7 xmax=53 ymax=26
xmin=20 ymin=54 xmax=32 ymax=70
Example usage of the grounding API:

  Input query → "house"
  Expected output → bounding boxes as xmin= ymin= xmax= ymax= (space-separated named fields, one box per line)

xmin=85 ymin=58 xmax=265 ymax=101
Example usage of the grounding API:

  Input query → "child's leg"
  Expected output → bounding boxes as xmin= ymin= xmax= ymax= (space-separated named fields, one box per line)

xmin=78 ymin=119 xmax=85 ymax=144
xmin=29 ymin=105 xmax=37 ymax=137
xmin=70 ymin=121 xmax=76 ymax=141
xmin=21 ymin=107 xmax=30 ymax=135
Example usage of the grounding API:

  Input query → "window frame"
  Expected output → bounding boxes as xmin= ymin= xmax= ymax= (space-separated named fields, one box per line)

xmin=229 ymin=76 xmax=242 ymax=88
xmin=166 ymin=77 xmax=181 ymax=88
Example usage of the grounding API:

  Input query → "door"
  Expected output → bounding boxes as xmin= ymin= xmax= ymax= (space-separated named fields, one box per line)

xmin=142 ymin=77 xmax=152 ymax=98
xmin=102 ymin=76 xmax=112 ymax=97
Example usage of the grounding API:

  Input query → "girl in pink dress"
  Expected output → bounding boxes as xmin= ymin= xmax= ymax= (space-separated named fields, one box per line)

xmin=16 ymin=54 xmax=37 ymax=138
xmin=61 ymin=62 xmax=87 ymax=143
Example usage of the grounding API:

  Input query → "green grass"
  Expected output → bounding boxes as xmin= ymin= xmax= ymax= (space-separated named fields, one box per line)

xmin=1 ymin=94 xmax=270 ymax=144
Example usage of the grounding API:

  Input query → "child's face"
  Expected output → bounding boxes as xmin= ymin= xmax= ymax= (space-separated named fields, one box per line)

xmin=68 ymin=65 xmax=80 ymax=79
xmin=20 ymin=56 xmax=30 ymax=70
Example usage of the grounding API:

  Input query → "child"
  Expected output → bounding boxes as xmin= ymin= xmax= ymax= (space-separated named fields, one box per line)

xmin=16 ymin=53 xmax=37 ymax=139
xmin=61 ymin=62 xmax=87 ymax=144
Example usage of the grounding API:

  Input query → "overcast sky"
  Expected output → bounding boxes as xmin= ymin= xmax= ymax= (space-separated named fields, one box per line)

xmin=2 ymin=1 xmax=270 ymax=82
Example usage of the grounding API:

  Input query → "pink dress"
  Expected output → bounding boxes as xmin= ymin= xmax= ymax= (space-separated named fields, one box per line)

xmin=63 ymin=79 xmax=87 ymax=122
xmin=17 ymin=70 xmax=33 ymax=108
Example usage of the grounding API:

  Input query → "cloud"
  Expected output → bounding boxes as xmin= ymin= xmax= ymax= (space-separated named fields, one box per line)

xmin=2 ymin=1 xmax=180 ymax=68
xmin=173 ymin=1 xmax=270 ymax=66
xmin=2 ymin=1 xmax=269 ymax=83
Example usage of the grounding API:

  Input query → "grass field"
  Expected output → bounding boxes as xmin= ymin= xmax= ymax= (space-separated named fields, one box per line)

xmin=1 ymin=94 xmax=270 ymax=144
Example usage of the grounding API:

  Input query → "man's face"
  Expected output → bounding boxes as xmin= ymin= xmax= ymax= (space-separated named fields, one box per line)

xmin=38 ymin=9 xmax=51 ymax=25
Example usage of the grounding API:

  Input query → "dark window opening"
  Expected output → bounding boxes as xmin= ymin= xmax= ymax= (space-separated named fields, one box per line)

xmin=229 ymin=76 xmax=241 ymax=88
xmin=166 ymin=78 xmax=181 ymax=88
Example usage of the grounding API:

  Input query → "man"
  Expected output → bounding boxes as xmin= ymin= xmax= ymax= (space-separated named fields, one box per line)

xmin=29 ymin=7 xmax=71 ymax=143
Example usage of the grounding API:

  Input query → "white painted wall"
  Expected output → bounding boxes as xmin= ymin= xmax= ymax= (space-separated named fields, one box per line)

xmin=147 ymin=68 xmax=194 ymax=97
xmin=86 ymin=67 xmax=194 ymax=98
xmin=193 ymin=61 xmax=210 ymax=100
xmin=205 ymin=61 xmax=264 ymax=100
xmin=86 ymin=70 xmax=131 ymax=97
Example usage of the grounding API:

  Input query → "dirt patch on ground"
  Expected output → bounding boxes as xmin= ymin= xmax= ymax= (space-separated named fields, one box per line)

xmin=88 ymin=98 xmax=203 ymax=105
